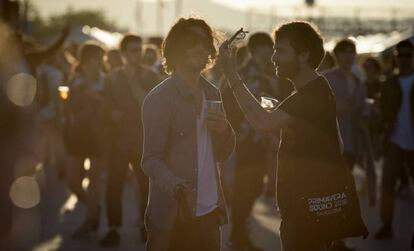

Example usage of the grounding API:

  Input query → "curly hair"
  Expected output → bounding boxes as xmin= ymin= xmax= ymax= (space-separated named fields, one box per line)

xmin=162 ymin=17 xmax=221 ymax=74
xmin=274 ymin=21 xmax=325 ymax=69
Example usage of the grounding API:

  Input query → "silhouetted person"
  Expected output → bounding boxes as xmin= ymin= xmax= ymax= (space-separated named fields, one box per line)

xmin=64 ymin=41 xmax=106 ymax=238
xmin=324 ymin=38 xmax=369 ymax=251
xmin=375 ymin=40 xmax=414 ymax=240
xmin=105 ymin=49 xmax=123 ymax=72
xmin=142 ymin=17 xmax=235 ymax=251
xmin=100 ymin=34 xmax=159 ymax=247
xmin=362 ymin=56 xmax=385 ymax=161
xmin=142 ymin=44 xmax=160 ymax=69
xmin=0 ymin=26 xmax=69 ymax=250
xmin=362 ymin=56 xmax=384 ymax=100
xmin=37 ymin=53 xmax=67 ymax=179
xmin=220 ymin=21 xmax=367 ymax=251
xmin=223 ymin=32 xmax=276 ymax=251
xmin=324 ymin=39 xmax=368 ymax=171
xmin=0 ymin=71 xmax=22 ymax=251
xmin=6 ymin=27 xmax=69 ymax=77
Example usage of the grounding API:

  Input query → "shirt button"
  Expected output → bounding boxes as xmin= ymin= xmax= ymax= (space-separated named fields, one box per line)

xmin=179 ymin=132 xmax=184 ymax=136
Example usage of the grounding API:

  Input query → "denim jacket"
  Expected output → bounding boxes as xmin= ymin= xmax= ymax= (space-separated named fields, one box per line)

xmin=141 ymin=73 xmax=235 ymax=230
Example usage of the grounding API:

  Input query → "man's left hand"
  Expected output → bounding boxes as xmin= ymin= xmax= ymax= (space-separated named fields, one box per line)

xmin=205 ymin=110 xmax=229 ymax=134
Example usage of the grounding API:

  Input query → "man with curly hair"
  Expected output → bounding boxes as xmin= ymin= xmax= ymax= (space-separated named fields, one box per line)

xmin=142 ymin=17 xmax=235 ymax=251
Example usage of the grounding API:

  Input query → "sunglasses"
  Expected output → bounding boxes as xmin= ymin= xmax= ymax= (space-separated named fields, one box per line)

xmin=228 ymin=28 xmax=249 ymax=47
xmin=184 ymin=32 xmax=212 ymax=47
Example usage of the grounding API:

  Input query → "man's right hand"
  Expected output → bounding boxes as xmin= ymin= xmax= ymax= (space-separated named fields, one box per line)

xmin=175 ymin=181 xmax=192 ymax=198
xmin=175 ymin=181 xmax=194 ymax=221
xmin=219 ymin=40 xmax=238 ymax=78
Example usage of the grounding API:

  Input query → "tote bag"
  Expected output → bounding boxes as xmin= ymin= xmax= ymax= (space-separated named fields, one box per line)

xmin=287 ymin=157 xmax=369 ymax=242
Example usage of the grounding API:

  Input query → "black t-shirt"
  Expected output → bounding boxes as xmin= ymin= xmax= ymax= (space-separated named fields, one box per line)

xmin=276 ymin=76 xmax=343 ymax=214
xmin=278 ymin=76 xmax=341 ymax=161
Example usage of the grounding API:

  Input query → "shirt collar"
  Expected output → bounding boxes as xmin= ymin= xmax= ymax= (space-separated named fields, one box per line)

xmin=171 ymin=72 xmax=216 ymax=100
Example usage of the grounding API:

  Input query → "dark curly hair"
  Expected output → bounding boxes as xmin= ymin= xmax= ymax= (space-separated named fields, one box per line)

xmin=274 ymin=21 xmax=325 ymax=69
xmin=162 ymin=17 xmax=220 ymax=74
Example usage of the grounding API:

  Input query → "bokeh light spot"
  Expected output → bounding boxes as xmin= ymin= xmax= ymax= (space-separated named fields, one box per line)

xmin=84 ymin=158 xmax=90 ymax=171
xmin=6 ymin=73 xmax=37 ymax=107
xmin=32 ymin=235 xmax=62 ymax=251
xmin=82 ymin=177 xmax=90 ymax=190
xmin=9 ymin=176 xmax=41 ymax=209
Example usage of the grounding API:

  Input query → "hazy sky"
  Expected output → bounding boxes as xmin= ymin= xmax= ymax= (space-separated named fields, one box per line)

xmin=215 ymin=0 xmax=414 ymax=9
xmin=31 ymin=0 xmax=414 ymax=36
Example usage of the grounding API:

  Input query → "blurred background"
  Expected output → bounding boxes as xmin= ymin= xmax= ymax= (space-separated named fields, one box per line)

xmin=1 ymin=1 xmax=414 ymax=251
xmin=2 ymin=0 xmax=414 ymax=47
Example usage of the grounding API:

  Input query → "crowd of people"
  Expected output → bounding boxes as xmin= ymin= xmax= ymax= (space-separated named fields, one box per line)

xmin=0 ymin=16 xmax=413 ymax=251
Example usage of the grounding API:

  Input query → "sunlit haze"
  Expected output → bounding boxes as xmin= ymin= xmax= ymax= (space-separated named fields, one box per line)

xmin=31 ymin=0 xmax=414 ymax=36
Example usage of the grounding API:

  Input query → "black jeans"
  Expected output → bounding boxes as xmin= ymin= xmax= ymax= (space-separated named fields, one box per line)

xmin=380 ymin=143 xmax=414 ymax=227
xmin=105 ymin=148 xmax=149 ymax=228
xmin=147 ymin=209 xmax=221 ymax=251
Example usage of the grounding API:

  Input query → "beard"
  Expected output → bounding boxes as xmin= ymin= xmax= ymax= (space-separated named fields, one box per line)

xmin=276 ymin=57 xmax=300 ymax=79
xmin=185 ymin=57 xmax=208 ymax=73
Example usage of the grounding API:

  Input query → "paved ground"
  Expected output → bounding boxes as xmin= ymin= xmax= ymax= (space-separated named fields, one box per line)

xmin=9 ymin=161 xmax=414 ymax=251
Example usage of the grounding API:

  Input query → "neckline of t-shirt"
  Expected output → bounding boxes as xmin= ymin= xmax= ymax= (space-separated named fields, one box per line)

xmin=295 ymin=76 xmax=325 ymax=93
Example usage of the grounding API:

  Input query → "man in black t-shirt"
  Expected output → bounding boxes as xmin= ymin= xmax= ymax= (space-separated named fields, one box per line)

xmin=220 ymin=22 xmax=367 ymax=251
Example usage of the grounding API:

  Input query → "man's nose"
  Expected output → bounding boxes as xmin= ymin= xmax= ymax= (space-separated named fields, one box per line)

xmin=271 ymin=53 xmax=277 ymax=65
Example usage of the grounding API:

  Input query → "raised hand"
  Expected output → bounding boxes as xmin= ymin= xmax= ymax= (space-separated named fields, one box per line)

xmin=218 ymin=40 xmax=238 ymax=77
